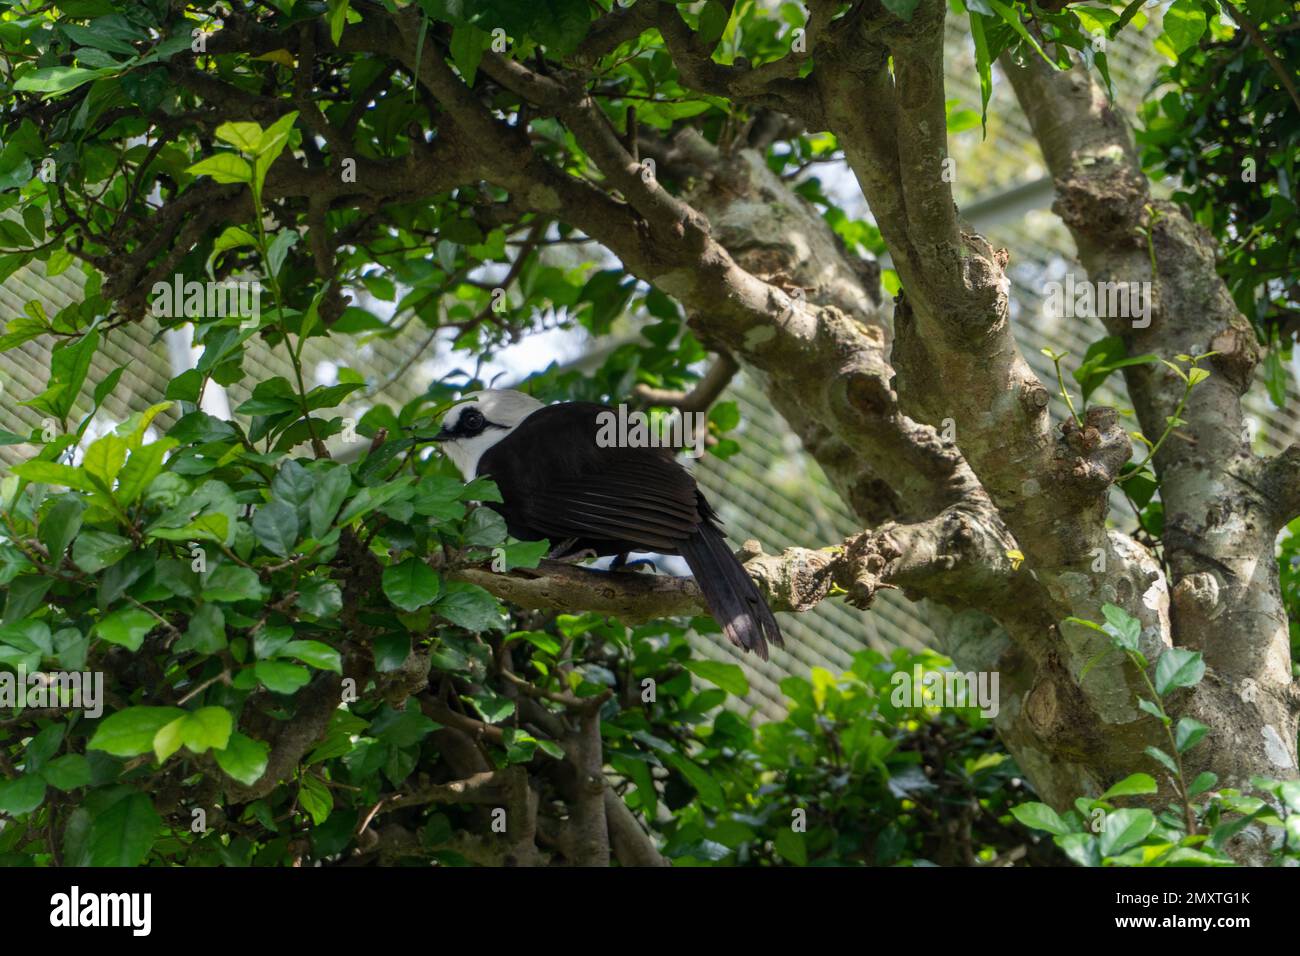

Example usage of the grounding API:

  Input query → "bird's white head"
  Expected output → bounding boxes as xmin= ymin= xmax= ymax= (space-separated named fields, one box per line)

xmin=435 ymin=389 xmax=545 ymax=479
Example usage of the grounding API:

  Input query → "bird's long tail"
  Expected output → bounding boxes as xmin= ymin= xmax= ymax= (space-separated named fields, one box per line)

xmin=679 ymin=520 xmax=784 ymax=661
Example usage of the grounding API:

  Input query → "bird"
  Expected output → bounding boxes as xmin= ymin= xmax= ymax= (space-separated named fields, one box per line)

xmin=432 ymin=389 xmax=784 ymax=660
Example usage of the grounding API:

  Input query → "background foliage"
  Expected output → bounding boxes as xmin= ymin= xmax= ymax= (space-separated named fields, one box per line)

xmin=0 ymin=0 xmax=1296 ymax=866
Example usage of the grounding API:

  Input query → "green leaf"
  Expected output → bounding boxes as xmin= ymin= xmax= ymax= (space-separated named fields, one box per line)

xmin=1138 ymin=697 xmax=1167 ymax=722
xmin=499 ymin=538 xmax=549 ymax=570
xmin=372 ymin=701 xmax=437 ymax=746
xmin=23 ymin=328 xmax=99 ymax=421
xmin=14 ymin=65 xmax=111 ymax=96
xmin=186 ymin=153 xmax=253 ymax=184
xmin=92 ymin=365 xmax=125 ymax=409
xmin=1100 ymin=808 xmax=1156 ymax=856
xmin=708 ymin=401 xmax=740 ymax=432
xmin=1175 ymin=716 xmax=1209 ymax=753
xmin=1054 ymin=831 xmax=1101 ymax=867
xmin=1144 ymin=746 xmax=1178 ymax=775
xmin=985 ymin=0 xmax=1054 ymax=66
xmin=182 ymin=706 xmax=234 ymax=753
xmin=252 ymin=499 xmax=299 ymax=558
xmin=39 ymin=496 xmax=85 ymax=563
xmin=94 ymin=607 xmax=156 ymax=652
xmin=297 ymin=579 xmax=343 ymax=618
xmin=251 ymin=111 xmax=299 ymax=202
xmin=1010 ymin=802 xmax=1072 ymax=835
xmin=432 ymin=581 xmax=505 ymax=632
xmin=0 ymin=774 xmax=46 ymax=815
xmin=1207 ymin=805 xmax=1268 ymax=852
xmin=467 ymin=687 xmax=515 ymax=724
xmin=304 ymin=383 xmax=363 ymax=412
xmin=1154 ymin=647 xmax=1204 ymax=695
xmin=201 ymin=564 xmax=266 ymax=603
xmin=89 ymin=706 xmax=187 ymax=757
xmin=664 ymin=752 xmax=724 ymax=809
xmin=1187 ymin=771 xmax=1218 ymax=797
xmin=684 ymin=659 xmax=750 ymax=697
xmin=697 ymin=0 xmax=730 ymax=43
xmin=503 ymin=728 xmax=538 ymax=764
xmin=71 ymin=529 xmax=131 ymax=574
xmin=0 ymin=618 xmax=51 ymax=656
xmin=308 ymin=464 xmax=352 ymax=538
xmin=537 ymin=739 xmax=564 ymax=760
xmin=88 ymin=792 xmax=161 ymax=866
xmin=117 ymin=439 xmax=177 ymax=506
xmin=327 ymin=0 xmax=352 ymax=46
xmin=463 ymin=507 xmax=507 ymax=546
xmin=1108 ymin=0 xmax=1146 ymax=38
xmin=173 ymin=601 xmax=225 ymax=654
xmin=411 ymin=475 xmax=468 ymax=521
xmin=282 ymin=639 xmax=342 ymax=673
xmin=152 ymin=715 xmax=187 ymax=762
xmin=1073 ymin=336 xmax=1158 ymax=403
xmin=450 ymin=23 xmax=488 ymax=85
xmin=24 ymin=724 xmax=64 ymax=772
xmin=459 ymin=476 xmax=502 ymax=503
xmin=298 ymin=773 xmax=334 ymax=825
xmin=253 ymin=660 xmax=312 ymax=694
xmin=773 ymin=827 xmax=807 ymax=865
xmin=373 ymin=632 xmax=411 ymax=672
xmin=1100 ymin=602 xmax=1141 ymax=644
xmin=336 ymin=476 xmax=414 ymax=525
xmin=1162 ymin=0 xmax=1206 ymax=55
xmin=214 ymin=732 xmax=270 ymax=786
xmin=382 ymin=557 xmax=441 ymax=611
xmin=3 ymin=575 xmax=50 ymax=625
xmin=1100 ymin=773 xmax=1158 ymax=800
xmin=270 ymin=459 xmax=315 ymax=512
xmin=11 ymin=461 xmax=96 ymax=494
xmin=209 ymin=224 xmax=258 ymax=262
xmin=83 ymin=432 xmax=127 ymax=489
xmin=41 ymin=754 xmax=92 ymax=791
xmin=266 ymin=228 xmax=299 ymax=278
xmin=255 ymin=624 xmax=293 ymax=661
xmin=215 ymin=121 xmax=264 ymax=152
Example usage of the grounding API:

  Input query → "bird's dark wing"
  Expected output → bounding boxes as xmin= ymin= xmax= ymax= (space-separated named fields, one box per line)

xmin=524 ymin=460 xmax=702 ymax=552
xmin=477 ymin=403 xmax=704 ymax=553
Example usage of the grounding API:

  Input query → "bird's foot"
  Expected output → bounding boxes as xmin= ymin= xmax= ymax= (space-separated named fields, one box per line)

xmin=610 ymin=553 xmax=658 ymax=573
xmin=548 ymin=538 xmax=599 ymax=563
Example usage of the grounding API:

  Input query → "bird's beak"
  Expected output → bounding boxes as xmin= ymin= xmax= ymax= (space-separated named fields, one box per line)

xmin=431 ymin=428 xmax=455 ymax=442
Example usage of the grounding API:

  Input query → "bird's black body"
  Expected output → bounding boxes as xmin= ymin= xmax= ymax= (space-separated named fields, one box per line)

xmin=467 ymin=402 xmax=784 ymax=660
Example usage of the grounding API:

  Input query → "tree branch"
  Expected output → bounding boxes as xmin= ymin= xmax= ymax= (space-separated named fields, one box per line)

xmin=223 ymin=674 xmax=341 ymax=802
xmin=451 ymin=501 xmax=1026 ymax=624
xmin=633 ymin=353 xmax=738 ymax=413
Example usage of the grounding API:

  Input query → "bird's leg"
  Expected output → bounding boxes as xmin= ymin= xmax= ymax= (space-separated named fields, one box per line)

xmin=546 ymin=537 xmax=578 ymax=558
xmin=610 ymin=552 xmax=658 ymax=573
xmin=547 ymin=537 xmax=598 ymax=563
